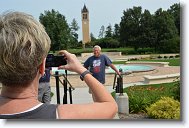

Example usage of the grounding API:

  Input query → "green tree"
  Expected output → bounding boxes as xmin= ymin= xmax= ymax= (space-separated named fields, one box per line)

xmin=120 ymin=6 xmax=142 ymax=51
xmin=140 ymin=9 xmax=156 ymax=48
xmin=92 ymin=37 xmax=119 ymax=48
xmin=90 ymin=32 xmax=96 ymax=41
xmin=69 ymin=18 xmax=79 ymax=47
xmin=154 ymin=8 xmax=179 ymax=53
xmin=98 ymin=25 xmax=105 ymax=39
xmin=167 ymin=3 xmax=180 ymax=35
xmin=105 ymin=24 xmax=113 ymax=38
xmin=113 ymin=23 xmax=120 ymax=40
xmin=39 ymin=9 xmax=71 ymax=51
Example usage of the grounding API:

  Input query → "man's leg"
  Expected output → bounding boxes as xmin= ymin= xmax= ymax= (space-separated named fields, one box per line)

xmin=42 ymin=82 xmax=51 ymax=104
xmin=38 ymin=83 xmax=46 ymax=102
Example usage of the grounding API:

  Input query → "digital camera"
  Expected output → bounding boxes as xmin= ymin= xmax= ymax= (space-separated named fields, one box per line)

xmin=45 ymin=54 xmax=67 ymax=67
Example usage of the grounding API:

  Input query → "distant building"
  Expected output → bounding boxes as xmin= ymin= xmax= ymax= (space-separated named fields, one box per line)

xmin=81 ymin=4 xmax=91 ymax=48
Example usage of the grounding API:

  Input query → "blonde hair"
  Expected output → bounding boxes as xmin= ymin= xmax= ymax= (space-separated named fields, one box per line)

xmin=0 ymin=11 xmax=51 ymax=86
xmin=93 ymin=45 xmax=101 ymax=51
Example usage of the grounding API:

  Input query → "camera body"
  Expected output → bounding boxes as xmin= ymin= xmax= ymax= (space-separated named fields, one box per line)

xmin=45 ymin=54 xmax=67 ymax=67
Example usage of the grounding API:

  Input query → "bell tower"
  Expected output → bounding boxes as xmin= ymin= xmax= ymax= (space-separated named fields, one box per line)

xmin=81 ymin=4 xmax=90 ymax=48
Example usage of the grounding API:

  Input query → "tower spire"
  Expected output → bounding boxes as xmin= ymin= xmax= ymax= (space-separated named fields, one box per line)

xmin=81 ymin=4 xmax=88 ymax=13
xmin=81 ymin=4 xmax=90 ymax=48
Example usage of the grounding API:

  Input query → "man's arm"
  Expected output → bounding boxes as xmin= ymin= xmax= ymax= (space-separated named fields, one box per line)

xmin=109 ymin=64 xmax=120 ymax=75
xmin=83 ymin=58 xmax=90 ymax=70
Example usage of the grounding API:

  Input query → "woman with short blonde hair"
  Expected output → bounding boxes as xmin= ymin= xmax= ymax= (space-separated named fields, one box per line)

xmin=0 ymin=11 xmax=117 ymax=119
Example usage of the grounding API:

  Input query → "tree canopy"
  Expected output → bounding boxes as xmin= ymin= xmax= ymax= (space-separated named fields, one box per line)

xmin=39 ymin=9 xmax=79 ymax=51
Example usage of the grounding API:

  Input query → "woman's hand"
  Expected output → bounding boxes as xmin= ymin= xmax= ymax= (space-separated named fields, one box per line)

xmin=58 ymin=50 xmax=86 ymax=74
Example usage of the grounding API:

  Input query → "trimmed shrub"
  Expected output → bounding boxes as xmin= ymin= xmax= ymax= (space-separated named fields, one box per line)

xmin=146 ymin=97 xmax=180 ymax=119
xmin=173 ymin=78 xmax=180 ymax=101
xmin=157 ymin=55 xmax=162 ymax=59
xmin=175 ymin=55 xmax=180 ymax=58
xmin=137 ymin=48 xmax=154 ymax=54
xmin=128 ymin=58 xmax=138 ymax=61
xmin=164 ymin=56 xmax=168 ymax=59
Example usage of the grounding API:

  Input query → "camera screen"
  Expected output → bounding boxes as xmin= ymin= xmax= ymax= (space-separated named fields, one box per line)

xmin=46 ymin=54 xmax=67 ymax=67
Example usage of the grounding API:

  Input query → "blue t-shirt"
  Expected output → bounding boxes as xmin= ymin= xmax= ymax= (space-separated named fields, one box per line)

xmin=84 ymin=54 xmax=112 ymax=84
xmin=39 ymin=67 xmax=52 ymax=83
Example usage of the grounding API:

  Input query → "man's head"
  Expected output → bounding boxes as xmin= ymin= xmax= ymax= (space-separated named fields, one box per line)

xmin=0 ymin=11 xmax=51 ymax=86
xmin=93 ymin=45 xmax=101 ymax=57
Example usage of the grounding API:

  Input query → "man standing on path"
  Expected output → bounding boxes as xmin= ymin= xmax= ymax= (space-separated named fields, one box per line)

xmin=38 ymin=67 xmax=52 ymax=103
xmin=84 ymin=45 xmax=120 ymax=94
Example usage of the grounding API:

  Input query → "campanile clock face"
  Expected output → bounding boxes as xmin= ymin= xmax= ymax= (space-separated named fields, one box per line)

xmin=84 ymin=21 xmax=87 ymax=24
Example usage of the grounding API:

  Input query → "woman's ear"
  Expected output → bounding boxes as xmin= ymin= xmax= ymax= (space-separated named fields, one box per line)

xmin=39 ymin=58 xmax=46 ymax=76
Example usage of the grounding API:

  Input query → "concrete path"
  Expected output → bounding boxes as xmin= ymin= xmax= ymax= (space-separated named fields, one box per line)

xmin=50 ymin=81 xmax=144 ymax=104
xmin=50 ymin=85 xmax=116 ymax=104
xmin=50 ymin=82 xmax=144 ymax=119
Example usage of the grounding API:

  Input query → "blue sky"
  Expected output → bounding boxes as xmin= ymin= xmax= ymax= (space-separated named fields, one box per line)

xmin=0 ymin=0 xmax=180 ymax=41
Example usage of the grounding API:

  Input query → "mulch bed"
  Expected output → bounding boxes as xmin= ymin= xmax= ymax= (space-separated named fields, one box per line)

xmin=118 ymin=113 xmax=149 ymax=120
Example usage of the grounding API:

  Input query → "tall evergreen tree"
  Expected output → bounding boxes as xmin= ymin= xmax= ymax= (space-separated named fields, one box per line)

xmin=167 ymin=3 xmax=180 ymax=35
xmin=140 ymin=9 xmax=155 ymax=48
xmin=90 ymin=33 xmax=96 ymax=41
xmin=98 ymin=25 xmax=105 ymax=39
xmin=113 ymin=23 xmax=120 ymax=39
xmin=120 ymin=6 xmax=142 ymax=50
xmin=70 ymin=18 xmax=79 ymax=47
xmin=154 ymin=8 xmax=179 ymax=53
xmin=105 ymin=24 xmax=113 ymax=38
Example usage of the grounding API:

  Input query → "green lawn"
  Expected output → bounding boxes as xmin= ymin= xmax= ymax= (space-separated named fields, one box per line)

xmin=133 ymin=59 xmax=180 ymax=66
xmin=112 ymin=81 xmax=180 ymax=113
xmin=112 ymin=61 xmax=127 ymax=64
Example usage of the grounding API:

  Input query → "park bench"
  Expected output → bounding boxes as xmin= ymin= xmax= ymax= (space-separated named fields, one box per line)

xmin=143 ymin=73 xmax=180 ymax=84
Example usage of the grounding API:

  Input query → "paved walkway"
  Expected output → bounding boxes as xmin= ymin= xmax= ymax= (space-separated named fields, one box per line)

xmin=50 ymin=82 xmax=143 ymax=104
xmin=50 ymin=85 xmax=122 ymax=119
